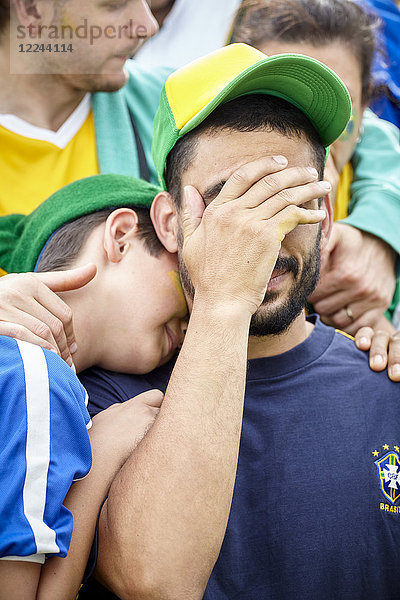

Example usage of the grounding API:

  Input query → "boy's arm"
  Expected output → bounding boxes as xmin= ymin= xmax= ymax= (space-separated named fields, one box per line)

xmin=37 ymin=391 xmax=162 ymax=600
xmin=0 ymin=561 xmax=40 ymax=600
xmin=92 ymin=158 xmax=328 ymax=599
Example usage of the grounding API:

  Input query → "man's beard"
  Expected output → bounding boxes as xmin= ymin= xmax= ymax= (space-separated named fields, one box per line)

xmin=177 ymin=227 xmax=321 ymax=337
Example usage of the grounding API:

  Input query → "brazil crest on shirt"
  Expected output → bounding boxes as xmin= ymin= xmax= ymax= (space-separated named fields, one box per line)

xmin=375 ymin=451 xmax=400 ymax=504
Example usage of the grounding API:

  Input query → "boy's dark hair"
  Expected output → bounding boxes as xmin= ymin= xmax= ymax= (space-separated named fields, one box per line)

xmin=166 ymin=94 xmax=325 ymax=208
xmin=37 ymin=206 xmax=163 ymax=272
xmin=230 ymin=0 xmax=380 ymax=105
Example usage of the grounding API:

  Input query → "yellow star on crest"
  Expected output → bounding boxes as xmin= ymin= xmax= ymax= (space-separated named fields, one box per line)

xmin=372 ymin=450 xmax=379 ymax=457
xmin=383 ymin=444 xmax=390 ymax=451
xmin=395 ymin=446 xmax=400 ymax=453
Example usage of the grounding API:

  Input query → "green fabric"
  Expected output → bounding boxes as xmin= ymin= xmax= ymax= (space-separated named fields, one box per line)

xmin=0 ymin=175 xmax=161 ymax=274
xmin=345 ymin=109 xmax=400 ymax=256
xmin=152 ymin=49 xmax=351 ymax=188
xmin=345 ymin=109 xmax=400 ymax=322
xmin=93 ymin=61 xmax=172 ymax=184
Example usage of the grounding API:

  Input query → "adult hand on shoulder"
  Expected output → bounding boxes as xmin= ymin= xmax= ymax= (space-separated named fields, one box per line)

xmin=182 ymin=156 xmax=329 ymax=317
xmin=355 ymin=317 xmax=400 ymax=382
xmin=0 ymin=264 xmax=96 ymax=366
xmin=309 ymin=222 xmax=396 ymax=334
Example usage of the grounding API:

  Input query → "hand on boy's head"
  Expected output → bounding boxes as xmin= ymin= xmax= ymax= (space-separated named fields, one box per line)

xmin=0 ymin=264 xmax=96 ymax=367
xmin=180 ymin=156 xmax=328 ymax=316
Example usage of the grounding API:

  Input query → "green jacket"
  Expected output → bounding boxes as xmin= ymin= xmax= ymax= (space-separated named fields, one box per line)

xmin=346 ymin=109 xmax=400 ymax=321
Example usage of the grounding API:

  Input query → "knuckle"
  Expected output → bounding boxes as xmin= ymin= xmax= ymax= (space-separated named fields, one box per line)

xmin=59 ymin=304 xmax=73 ymax=324
xmin=230 ymin=168 xmax=248 ymax=186
xmin=51 ymin=318 xmax=64 ymax=338
xmin=332 ymin=312 xmax=347 ymax=329
xmin=355 ymin=280 xmax=372 ymax=298
xmin=35 ymin=322 xmax=52 ymax=340
xmin=260 ymin=173 xmax=278 ymax=193
xmin=276 ymin=188 xmax=294 ymax=206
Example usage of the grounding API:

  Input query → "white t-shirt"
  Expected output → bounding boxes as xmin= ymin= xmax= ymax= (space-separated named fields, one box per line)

xmin=135 ymin=0 xmax=242 ymax=69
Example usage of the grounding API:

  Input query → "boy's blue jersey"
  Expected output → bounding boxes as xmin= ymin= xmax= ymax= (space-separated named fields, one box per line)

xmin=0 ymin=336 xmax=92 ymax=563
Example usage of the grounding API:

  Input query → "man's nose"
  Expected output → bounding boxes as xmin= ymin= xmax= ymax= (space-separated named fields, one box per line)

xmin=129 ymin=0 xmax=159 ymax=40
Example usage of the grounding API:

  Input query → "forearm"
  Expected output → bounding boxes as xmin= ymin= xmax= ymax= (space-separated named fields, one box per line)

xmin=0 ymin=562 xmax=40 ymax=600
xmin=96 ymin=299 xmax=251 ymax=599
xmin=37 ymin=436 xmax=124 ymax=600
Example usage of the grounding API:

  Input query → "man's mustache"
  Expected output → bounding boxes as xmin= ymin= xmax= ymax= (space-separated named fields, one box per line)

xmin=272 ymin=256 xmax=299 ymax=278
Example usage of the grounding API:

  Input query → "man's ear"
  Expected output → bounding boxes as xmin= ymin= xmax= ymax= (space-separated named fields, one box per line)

xmin=13 ymin=0 xmax=49 ymax=29
xmin=150 ymin=191 xmax=178 ymax=253
xmin=103 ymin=208 xmax=139 ymax=263
xmin=320 ymin=194 xmax=333 ymax=252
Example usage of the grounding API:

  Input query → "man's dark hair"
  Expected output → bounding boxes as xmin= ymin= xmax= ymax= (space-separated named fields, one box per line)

xmin=37 ymin=206 xmax=163 ymax=272
xmin=231 ymin=0 xmax=380 ymax=105
xmin=166 ymin=94 xmax=325 ymax=207
xmin=0 ymin=0 xmax=9 ymax=37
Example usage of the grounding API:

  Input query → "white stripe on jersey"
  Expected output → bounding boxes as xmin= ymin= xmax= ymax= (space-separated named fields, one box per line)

xmin=16 ymin=340 xmax=60 ymax=556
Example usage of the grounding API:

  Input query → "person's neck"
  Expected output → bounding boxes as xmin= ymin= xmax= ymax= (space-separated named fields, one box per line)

xmin=0 ymin=42 xmax=86 ymax=130
xmin=247 ymin=310 xmax=314 ymax=360
xmin=59 ymin=288 xmax=101 ymax=373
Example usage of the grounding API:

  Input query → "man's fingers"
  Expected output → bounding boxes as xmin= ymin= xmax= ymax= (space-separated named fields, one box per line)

xmin=388 ymin=331 xmax=400 ymax=381
xmin=35 ymin=263 xmax=97 ymax=293
xmin=181 ymin=186 xmax=205 ymax=241
xmin=0 ymin=321 xmax=59 ymax=355
xmin=267 ymin=206 xmax=326 ymax=241
xmin=241 ymin=167 xmax=329 ymax=211
xmin=355 ymin=326 xmax=373 ymax=351
xmin=366 ymin=329 xmax=390 ymax=371
xmin=34 ymin=279 xmax=79 ymax=350
xmin=214 ymin=156 xmax=289 ymax=204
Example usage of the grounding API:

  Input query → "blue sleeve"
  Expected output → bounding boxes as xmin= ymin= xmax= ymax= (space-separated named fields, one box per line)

xmin=0 ymin=337 xmax=92 ymax=562
xmin=79 ymin=363 xmax=172 ymax=418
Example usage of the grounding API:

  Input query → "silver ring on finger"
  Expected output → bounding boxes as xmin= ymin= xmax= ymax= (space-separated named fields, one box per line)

xmin=345 ymin=305 xmax=354 ymax=321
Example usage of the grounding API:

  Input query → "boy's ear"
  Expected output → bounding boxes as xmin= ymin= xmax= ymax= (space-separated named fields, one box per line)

xmin=103 ymin=208 xmax=139 ymax=263
xmin=150 ymin=191 xmax=179 ymax=253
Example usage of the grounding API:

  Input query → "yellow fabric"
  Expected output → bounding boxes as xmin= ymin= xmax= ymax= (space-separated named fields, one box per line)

xmin=165 ymin=43 xmax=266 ymax=130
xmin=335 ymin=328 xmax=355 ymax=341
xmin=333 ymin=161 xmax=353 ymax=221
xmin=0 ymin=111 xmax=99 ymax=216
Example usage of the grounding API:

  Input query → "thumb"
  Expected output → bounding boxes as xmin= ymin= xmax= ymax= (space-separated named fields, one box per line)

xmin=35 ymin=263 xmax=97 ymax=292
xmin=181 ymin=185 xmax=205 ymax=241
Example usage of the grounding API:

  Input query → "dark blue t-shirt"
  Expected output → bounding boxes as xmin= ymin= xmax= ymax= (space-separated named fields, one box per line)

xmin=80 ymin=316 xmax=400 ymax=600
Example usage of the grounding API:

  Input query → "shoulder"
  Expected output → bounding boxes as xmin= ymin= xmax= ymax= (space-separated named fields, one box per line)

xmin=358 ymin=109 xmax=400 ymax=149
xmin=0 ymin=336 xmax=89 ymax=427
xmin=325 ymin=326 xmax=399 ymax=393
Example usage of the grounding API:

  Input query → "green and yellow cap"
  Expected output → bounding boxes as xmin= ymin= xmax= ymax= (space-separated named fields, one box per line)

xmin=0 ymin=174 xmax=161 ymax=275
xmin=152 ymin=43 xmax=352 ymax=188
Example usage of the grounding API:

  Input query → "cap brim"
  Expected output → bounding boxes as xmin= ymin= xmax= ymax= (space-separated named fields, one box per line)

xmin=180 ymin=53 xmax=351 ymax=147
